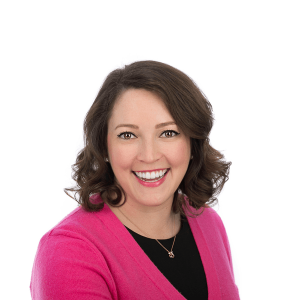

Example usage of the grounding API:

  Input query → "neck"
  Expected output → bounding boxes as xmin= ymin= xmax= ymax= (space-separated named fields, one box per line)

xmin=108 ymin=201 xmax=181 ymax=240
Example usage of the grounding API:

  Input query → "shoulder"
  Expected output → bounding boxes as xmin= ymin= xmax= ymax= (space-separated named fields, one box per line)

xmin=31 ymin=205 xmax=117 ymax=299
xmin=186 ymin=205 xmax=231 ymax=252
xmin=44 ymin=194 xmax=112 ymax=239
xmin=33 ymin=201 xmax=120 ymax=277
xmin=34 ymin=205 xmax=110 ymax=270
xmin=185 ymin=204 xmax=225 ymax=230
xmin=182 ymin=196 xmax=223 ymax=227
xmin=38 ymin=203 xmax=115 ymax=251
xmin=199 ymin=206 xmax=226 ymax=230
xmin=34 ymin=198 xmax=129 ymax=265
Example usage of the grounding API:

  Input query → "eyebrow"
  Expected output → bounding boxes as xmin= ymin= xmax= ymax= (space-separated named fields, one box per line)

xmin=115 ymin=121 xmax=176 ymax=130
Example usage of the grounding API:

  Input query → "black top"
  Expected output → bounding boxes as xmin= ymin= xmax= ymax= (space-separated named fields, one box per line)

xmin=125 ymin=217 xmax=208 ymax=300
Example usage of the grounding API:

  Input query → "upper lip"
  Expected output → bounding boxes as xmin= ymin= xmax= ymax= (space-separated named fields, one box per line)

xmin=132 ymin=168 xmax=169 ymax=173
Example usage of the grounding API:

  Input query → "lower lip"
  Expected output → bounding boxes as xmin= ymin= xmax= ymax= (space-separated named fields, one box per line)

xmin=133 ymin=169 xmax=169 ymax=187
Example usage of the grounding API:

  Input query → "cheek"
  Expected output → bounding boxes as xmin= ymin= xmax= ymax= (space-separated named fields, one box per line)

xmin=166 ymin=139 xmax=191 ymax=167
xmin=112 ymin=150 xmax=134 ymax=170
xmin=107 ymin=137 xmax=137 ymax=170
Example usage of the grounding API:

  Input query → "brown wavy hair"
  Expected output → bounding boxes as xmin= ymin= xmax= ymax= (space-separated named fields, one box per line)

xmin=64 ymin=60 xmax=231 ymax=216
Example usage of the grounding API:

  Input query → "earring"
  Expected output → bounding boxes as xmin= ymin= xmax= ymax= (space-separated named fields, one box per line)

xmin=104 ymin=157 xmax=109 ymax=162
xmin=190 ymin=155 xmax=193 ymax=160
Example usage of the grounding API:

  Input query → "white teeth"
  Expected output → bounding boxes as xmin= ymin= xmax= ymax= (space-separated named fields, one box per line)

xmin=134 ymin=169 xmax=168 ymax=181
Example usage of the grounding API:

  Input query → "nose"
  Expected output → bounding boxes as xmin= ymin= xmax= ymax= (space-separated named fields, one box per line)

xmin=137 ymin=138 xmax=161 ymax=163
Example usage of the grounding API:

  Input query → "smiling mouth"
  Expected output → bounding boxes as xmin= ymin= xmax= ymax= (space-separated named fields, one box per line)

xmin=132 ymin=169 xmax=169 ymax=182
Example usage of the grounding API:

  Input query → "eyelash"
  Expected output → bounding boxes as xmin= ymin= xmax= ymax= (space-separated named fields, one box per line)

xmin=117 ymin=130 xmax=180 ymax=140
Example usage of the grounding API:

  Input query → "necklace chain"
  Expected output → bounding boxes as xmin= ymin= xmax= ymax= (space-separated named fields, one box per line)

xmin=118 ymin=208 xmax=177 ymax=258
xmin=155 ymin=235 xmax=176 ymax=258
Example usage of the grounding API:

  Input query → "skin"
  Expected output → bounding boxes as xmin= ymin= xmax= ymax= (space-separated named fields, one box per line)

xmin=107 ymin=89 xmax=191 ymax=239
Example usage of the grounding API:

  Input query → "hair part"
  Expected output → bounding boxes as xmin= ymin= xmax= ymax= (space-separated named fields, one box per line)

xmin=64 ymin=60 xmax=231 ymax=216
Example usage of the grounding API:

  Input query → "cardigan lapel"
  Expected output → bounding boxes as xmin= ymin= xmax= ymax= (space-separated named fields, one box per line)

xmin=186 ymin=208 xmax=222 ymax=300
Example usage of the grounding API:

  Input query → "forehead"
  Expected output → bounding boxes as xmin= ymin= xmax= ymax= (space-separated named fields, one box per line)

xmin=108 ymin=89 xmax=174 ymax=128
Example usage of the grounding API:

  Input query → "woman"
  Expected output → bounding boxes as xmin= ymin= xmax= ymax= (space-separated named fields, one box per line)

xmin=30 ymin=61 xmax=240 ymax=299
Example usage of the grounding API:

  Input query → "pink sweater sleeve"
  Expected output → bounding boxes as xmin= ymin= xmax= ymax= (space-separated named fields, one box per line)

xmin=212 ymin=210 xmax=236 ymax=279
xmin=30 ymin=231 xmax=116 ymax=300
xmin=206 ymin=209 xmax=239 ymax=298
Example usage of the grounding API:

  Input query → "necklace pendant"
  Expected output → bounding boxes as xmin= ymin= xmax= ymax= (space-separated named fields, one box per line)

xmin=168 ymin=251 xmax=175 ymax=258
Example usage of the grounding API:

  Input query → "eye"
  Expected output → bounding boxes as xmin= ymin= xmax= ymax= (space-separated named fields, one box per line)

xmin=160 ymin=130 xmax=180 ymax=138
xmin=117 ymin=131 xmax=137 ymax=140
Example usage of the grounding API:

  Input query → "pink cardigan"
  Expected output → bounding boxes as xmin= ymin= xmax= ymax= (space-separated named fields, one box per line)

xmin=30 ymin=199 xmax=239 ymax=299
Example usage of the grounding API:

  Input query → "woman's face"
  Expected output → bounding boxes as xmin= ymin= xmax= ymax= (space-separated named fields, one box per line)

xmin=107 ymin=89 xmax=191 ymax=211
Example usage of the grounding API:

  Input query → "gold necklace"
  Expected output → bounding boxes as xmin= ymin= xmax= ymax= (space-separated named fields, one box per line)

xmin=118 ymin=208 xmax=177 ymax=258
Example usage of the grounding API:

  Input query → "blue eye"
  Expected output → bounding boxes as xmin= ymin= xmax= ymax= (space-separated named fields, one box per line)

xmin=160 ymin=130 xmax=179 ymax=138
xmin=117 ymin=132 xmax=137 ymax=140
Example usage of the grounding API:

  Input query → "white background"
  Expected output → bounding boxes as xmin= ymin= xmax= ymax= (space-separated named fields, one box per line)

xmin=1 ymin=1 xmax=299 ymax=299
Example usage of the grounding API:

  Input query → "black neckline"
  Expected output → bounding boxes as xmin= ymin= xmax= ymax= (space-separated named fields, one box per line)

xmin=125 ymin=215 xmax=208 ymax=300
xmin=124 ymin=216 xmax=186 ymax=241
